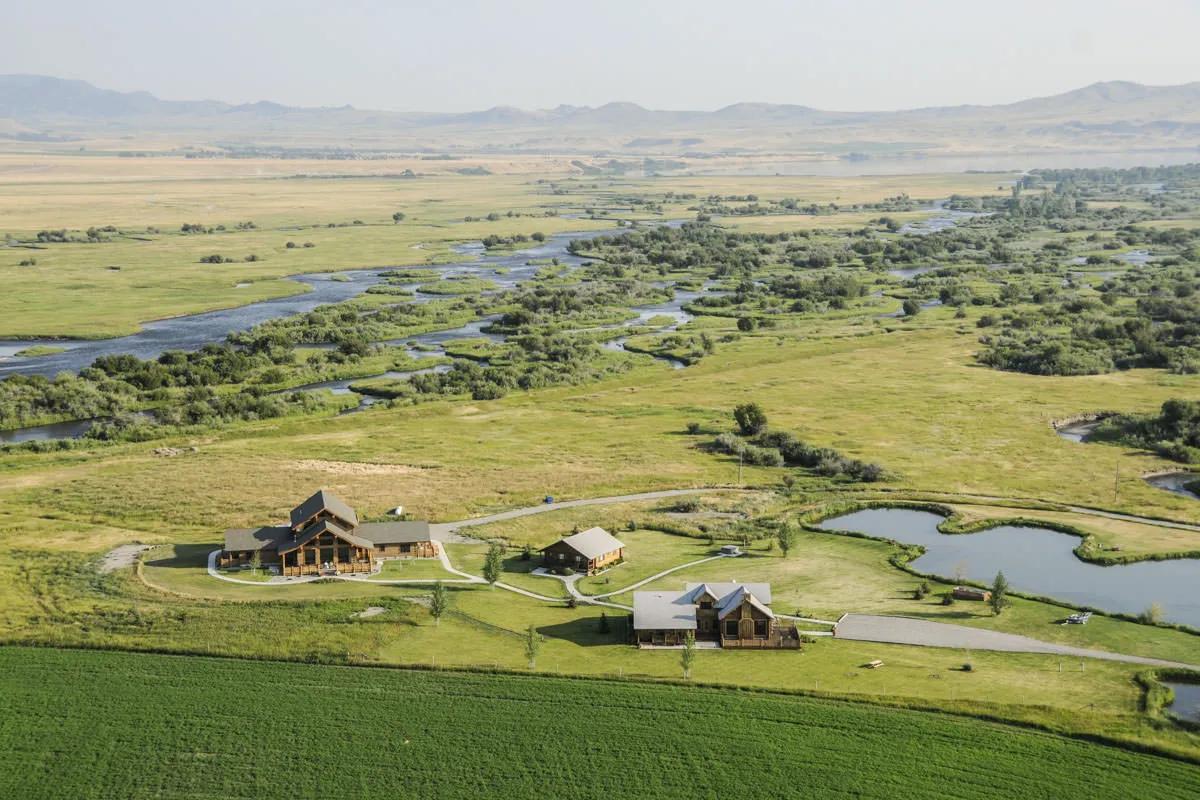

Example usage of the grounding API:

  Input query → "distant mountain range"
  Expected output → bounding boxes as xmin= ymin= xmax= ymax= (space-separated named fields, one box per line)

xmin=3 ymin=74 xmax=1199 ymax=156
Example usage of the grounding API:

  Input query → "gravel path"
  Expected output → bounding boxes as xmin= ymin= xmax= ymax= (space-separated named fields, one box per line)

xmin=835 ymin=614 xmax=1200 ymax=670
xmin=431 ymin=488 xmax=714 ymax=535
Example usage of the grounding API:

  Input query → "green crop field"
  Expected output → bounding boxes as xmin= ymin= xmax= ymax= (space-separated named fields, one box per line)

xmin=2 ymin=646 xmax=1196 ymax=800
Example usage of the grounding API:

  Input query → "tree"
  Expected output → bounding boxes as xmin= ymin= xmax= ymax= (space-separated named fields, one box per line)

xmin=681 ymin=631 xmax=696 ymax=679
xmin=737 ymin=316 xmax=758 ymax=332
xmin=989 ymin=571 xmax=1011 ymax=616
xmin=483 ymin=543 xmax=503 ymax=587
xmin=429 ymin=581 xmax=449 ymax=627
xmin=1140 ymin=602 xmax=1164 ymax=625
xmin=524 ymin=623 xmax=543 ymax=670
xmin=775 ymin=523 xmax=797 ymax=558
xmin=733 ymin=402 xmax=767 ymax=436
xmin=249 ymin=549 xmax=262 ymax=575
xmin=392 ymin=212 xmax=406 ymax=223
xmin=902 ymin=298 xmax=922 ymax=317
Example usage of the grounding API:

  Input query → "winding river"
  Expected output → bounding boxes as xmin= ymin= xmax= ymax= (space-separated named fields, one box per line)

xmin=1 ymin=224 xmax=716 ymax=436
xmin=0 ymin=229 xmax=625 ymax=379
xmin=819 ymin=507 xmax=1200 ymax=628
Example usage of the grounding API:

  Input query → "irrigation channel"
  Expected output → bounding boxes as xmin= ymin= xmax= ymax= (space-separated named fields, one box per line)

xmin=819 ymin=508 xmax=1200 ymax=628
xmin=0 ymin=223 xmax=721 ymax=437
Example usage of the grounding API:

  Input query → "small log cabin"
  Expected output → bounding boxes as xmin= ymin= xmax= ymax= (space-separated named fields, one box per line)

xmin=541 ymin=527 xmax=625 ymax=575
xmin=220 ymin=489 xmax=437 ymax=577
xmin=632 ymin=582 xmax=800 ymax=649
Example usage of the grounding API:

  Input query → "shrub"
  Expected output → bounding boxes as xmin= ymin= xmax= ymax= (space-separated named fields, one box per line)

xmin=686 ymin=421 xmax=701 ymax=435
xmin=733 ymin=403 xmax=768 ymax=435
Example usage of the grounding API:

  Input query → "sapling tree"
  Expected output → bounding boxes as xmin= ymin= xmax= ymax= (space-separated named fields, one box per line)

xmin=524 ymin=624 xmax=543 ymax=670
xmin=776 ymin=523 xmax=797 ymax=558
xmin=681 ymin=631 xmax=696 ymax=680
xmin=483 ymin=543 xmax=503 ymax=587
xmin=989 ymin=571 xmax=1011 ymax=616
xmin=429 ymin=581 xmax=449 ymax=627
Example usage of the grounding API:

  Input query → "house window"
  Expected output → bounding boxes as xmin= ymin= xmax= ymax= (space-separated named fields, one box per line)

xmin=724 ymin=619 xmax=738 ymax=638
xmin=754 ymin=620 xmax=768 ymax=638
xmin=699 ymin=601 xmax=713 ymax=610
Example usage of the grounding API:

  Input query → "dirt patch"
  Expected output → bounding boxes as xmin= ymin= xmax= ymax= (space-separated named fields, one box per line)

xmin=352 ymin=606 xmax=387 ymax=619
xmin=99 ymin=544 xmax=151 ymax=573
xmin=291 ymin=459 xmax=422 ymax=476
xmin=152 ymin=446 xmax=196 ymax=457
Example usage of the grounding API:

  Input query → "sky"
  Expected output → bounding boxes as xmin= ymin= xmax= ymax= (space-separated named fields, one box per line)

xmin=3 ymin=0 xmax=1199 ymax=112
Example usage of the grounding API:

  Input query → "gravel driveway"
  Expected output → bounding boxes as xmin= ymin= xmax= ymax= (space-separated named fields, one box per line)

xmin=836 ymin=614 xmax=1200 ymax=670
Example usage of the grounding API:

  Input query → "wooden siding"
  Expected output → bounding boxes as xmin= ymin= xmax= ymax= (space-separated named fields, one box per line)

xmin=541 ymin=541 xmax=623 ymax=575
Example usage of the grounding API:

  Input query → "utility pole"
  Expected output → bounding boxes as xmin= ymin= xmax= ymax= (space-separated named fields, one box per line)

xmin=1113 ymin=464 xmax=1120 ymax=505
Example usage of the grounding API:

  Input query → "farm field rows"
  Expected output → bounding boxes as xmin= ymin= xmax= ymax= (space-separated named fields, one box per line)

xmin=2 ymin=646 xmax=1197 ymax=800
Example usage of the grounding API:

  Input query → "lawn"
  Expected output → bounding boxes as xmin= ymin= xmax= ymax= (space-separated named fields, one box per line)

xmin=367 ymin=557 xmax=457 ymax=581
xmin=575 ymin=528 xmax=717 ymax=595
xmin=2 ymin=646 xmax=1197 ymax=800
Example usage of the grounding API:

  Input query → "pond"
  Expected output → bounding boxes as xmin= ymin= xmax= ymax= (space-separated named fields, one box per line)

xmin=1144 ymin=472 xmax=1200 ymax=501
xmin=0 ymin=418 xmax=96 ymax=444
xmin=1055 ymin=419 xmax=1101 ymax=443
xmin=1166 ymin=681 xmax=1200 ymax=724
xmin=818 ymin=507 xmax=1200 ymax=628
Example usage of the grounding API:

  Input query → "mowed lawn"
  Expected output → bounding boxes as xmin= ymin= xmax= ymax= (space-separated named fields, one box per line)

xmin=2 ymin=647 xmax=1197 ymax=800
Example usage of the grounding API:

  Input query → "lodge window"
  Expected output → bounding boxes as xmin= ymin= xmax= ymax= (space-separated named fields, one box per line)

xmin=699 ymin=601 xmax=713 ymax=610
xmin=724 ymin=619 xmax=738 ymax=638
xmin=754 ymin=620 xmax=768 ymax=638
xmin=401 ymin=543 xmax=411 ymax=554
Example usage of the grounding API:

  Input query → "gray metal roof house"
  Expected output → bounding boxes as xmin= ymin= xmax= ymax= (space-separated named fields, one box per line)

xmin=632 ymin=582 xmax=799 ymax=649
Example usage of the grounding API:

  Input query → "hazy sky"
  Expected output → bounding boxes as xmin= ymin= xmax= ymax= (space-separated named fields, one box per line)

xmin=4 ymin=0 xmax=1199 ymax=112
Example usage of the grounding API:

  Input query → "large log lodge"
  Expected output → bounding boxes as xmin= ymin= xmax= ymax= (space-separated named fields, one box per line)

xmin=220 ymin=490 xmax=438 ymax=577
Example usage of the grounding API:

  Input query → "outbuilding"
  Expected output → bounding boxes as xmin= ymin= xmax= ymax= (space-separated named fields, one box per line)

xmin=541 ymin=527 xmax=625 ymax=575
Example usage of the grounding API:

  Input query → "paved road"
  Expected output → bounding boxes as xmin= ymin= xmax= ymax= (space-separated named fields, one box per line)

xmin=836 ymin=614 xmax=1200 ymax=670
xmin=432 ymin=489 xmax=715 ymax=535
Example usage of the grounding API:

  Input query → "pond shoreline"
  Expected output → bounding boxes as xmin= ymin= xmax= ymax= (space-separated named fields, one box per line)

xmin=808 ymin=500 xmax=1200 ymax=633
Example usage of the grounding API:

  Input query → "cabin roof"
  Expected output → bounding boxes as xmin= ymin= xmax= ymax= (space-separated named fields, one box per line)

xmin=634 ymin=582 xmax=776 ymax=630
xmin=631 ymin=591 xmax=699 ymax=630
xmin=289 ymin=489 xmax=358 ymax=530
xmin=356 ymin=521 xmax=435 ymax=545
xmin=277 ymin=518 xmax=374 ymax=554
xmin=716 ymin=586 xmax=775 ymax=620
xmin=224 ymin=525 xmax=290 ymax=552
xmin=684 ymin=581 xmax=772 ymax=605
xmin=544 ymin=527 xmax=624 ymax=560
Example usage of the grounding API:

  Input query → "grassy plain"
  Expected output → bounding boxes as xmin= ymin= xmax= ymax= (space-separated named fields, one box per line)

xmin=3 ymin=157 xmax=1200 ymax=767
xmin=3 ymin=646 xmax=1198 ymax=800
xmin=0 ymin=156 xmax=1006 ymax=337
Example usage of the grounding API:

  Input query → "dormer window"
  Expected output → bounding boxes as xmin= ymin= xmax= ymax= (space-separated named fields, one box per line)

xmin=699 ymin=600 xmax=713 ymax=609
